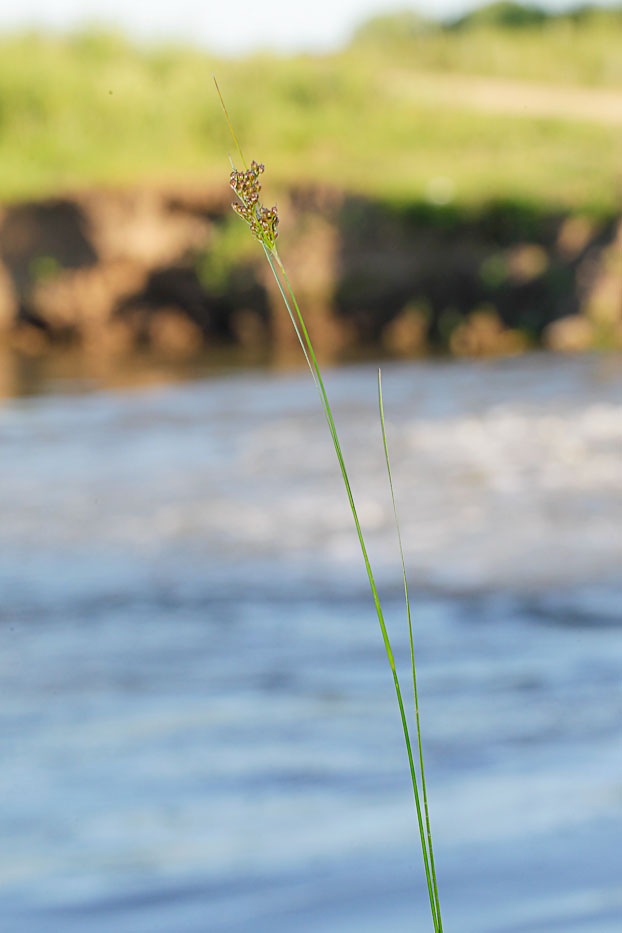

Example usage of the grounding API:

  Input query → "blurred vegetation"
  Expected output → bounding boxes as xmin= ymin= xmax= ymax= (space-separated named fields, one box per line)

xmin=451 ymin=2 xmax=551 ymax=28
xmin=351 ymin=10 xmax=439 ymax=43
xmin=1 ymin=4 xmax=622 ymax=212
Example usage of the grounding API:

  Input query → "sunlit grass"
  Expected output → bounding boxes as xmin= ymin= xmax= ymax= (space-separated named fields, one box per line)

xmin=350 ymin=17 xmax=622 ymax=86
xmin=0 ymin=25 xmax=621 ymax=214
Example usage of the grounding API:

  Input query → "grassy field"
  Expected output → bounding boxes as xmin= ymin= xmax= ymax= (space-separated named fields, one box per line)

xmin=1 ymin=11 xmax=622 ymax=213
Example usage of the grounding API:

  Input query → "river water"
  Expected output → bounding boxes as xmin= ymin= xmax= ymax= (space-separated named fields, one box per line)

xmin=1 ymin=352 xmax=621 ymax=931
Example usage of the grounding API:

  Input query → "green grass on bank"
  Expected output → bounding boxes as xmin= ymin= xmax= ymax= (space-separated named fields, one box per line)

xmin=1 ymin=16 xmax=622 ymax=213
xmin=353 ymin=7 xmax=622 ymax=86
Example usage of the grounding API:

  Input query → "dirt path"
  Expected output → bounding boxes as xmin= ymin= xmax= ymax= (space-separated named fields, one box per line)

xmin=391 ymin=71 xmax=622 ymax=126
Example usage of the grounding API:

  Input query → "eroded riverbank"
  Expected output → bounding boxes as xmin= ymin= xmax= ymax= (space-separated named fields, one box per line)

xmin=1 ymin=185 xmax=621 ymax=380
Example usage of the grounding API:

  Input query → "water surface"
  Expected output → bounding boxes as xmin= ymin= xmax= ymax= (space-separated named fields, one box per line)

xmin=1 ymin=352 xmax=621 ymax=931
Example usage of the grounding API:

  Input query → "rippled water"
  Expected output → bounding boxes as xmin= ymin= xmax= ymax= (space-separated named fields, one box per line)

xmin=1 ymin=353 xmax=621 ymax=931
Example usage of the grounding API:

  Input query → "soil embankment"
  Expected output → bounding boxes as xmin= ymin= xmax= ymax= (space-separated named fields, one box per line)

xmin=1 ymin=184 xmax=621 ymax=369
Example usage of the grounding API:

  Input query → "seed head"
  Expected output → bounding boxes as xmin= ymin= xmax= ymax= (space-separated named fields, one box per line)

xmin=230 ymin=160 xmax=278 ymax=250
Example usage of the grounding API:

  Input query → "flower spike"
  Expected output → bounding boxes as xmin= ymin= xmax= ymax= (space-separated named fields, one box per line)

xmin=230 ymin=161 xmax=279 ymax=250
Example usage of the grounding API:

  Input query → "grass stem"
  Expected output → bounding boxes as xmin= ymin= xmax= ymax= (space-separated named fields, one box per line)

xmin=378 ymin=369 xmax=442 ymax=929
xmin=216 ymin=77 xmax=443 ymax=929
xmin=268 ymin=248 xmax=442 ymax=931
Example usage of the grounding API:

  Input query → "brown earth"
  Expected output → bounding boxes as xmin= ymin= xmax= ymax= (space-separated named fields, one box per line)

xmin=0 ymin=183 xmax=621 ymax=375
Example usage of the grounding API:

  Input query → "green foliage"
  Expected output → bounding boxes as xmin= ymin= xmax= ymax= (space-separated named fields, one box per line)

xmin=451 ymin=2 xmax=549 ymax=30
xmin=29 ymin=255 xmax=61 ymax=283
xmin=197 ymin=218 xmax=257 ymax=296
xmin=562 ymin=4 xmax=622 ymax=26
xmin=0 ymin=22 xmax=621 ymax=214
xmin=68 ymin=27 xmax=133 ymax=60
xmin=0 ymin=29 xmax=231 ymax=198
xmin=351 ymin=9 xmax=437 ymax=45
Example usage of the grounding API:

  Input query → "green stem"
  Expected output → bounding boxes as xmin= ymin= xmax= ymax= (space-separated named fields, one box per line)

xmin=208 ymin=85 xmax=443 ymax=920
xmin=378 ymin=370 xmax=443 ymax=931
xmin=212 ymin=75 xmax=247 ymax=170
xmin=265 ymin=245 xmax=441 ymax=932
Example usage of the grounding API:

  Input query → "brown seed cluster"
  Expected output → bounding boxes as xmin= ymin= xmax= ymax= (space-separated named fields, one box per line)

xmin=230 ymin=160 xmax=279 ymax=249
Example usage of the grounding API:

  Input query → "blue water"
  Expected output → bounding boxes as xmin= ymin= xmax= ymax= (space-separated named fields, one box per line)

xmin=1 ymin=353 xmax=621 ymax=931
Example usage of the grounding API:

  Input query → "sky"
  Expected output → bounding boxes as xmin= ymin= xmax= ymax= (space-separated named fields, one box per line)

xmin=0 ymin=0 xmax=619 ymax=55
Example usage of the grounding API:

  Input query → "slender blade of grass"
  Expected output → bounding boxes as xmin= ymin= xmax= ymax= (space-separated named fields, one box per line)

xmin=378 ymin=369 xmax=443 ymax=931
xmin=212 ymin=75 xmax=247 ymax=171
xmin=268 ymin=250 xmax=440 ymax=932
xmin=215 ymin=80 xmax=442 ymax=930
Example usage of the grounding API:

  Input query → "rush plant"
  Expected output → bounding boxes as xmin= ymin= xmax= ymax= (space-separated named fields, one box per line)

xmin=215 ymin=77 xmax=443 ymax=932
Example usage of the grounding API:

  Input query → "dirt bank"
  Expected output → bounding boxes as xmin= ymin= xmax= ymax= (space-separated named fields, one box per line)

xmin=1 ymin=183 xmax=621 ymax=365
